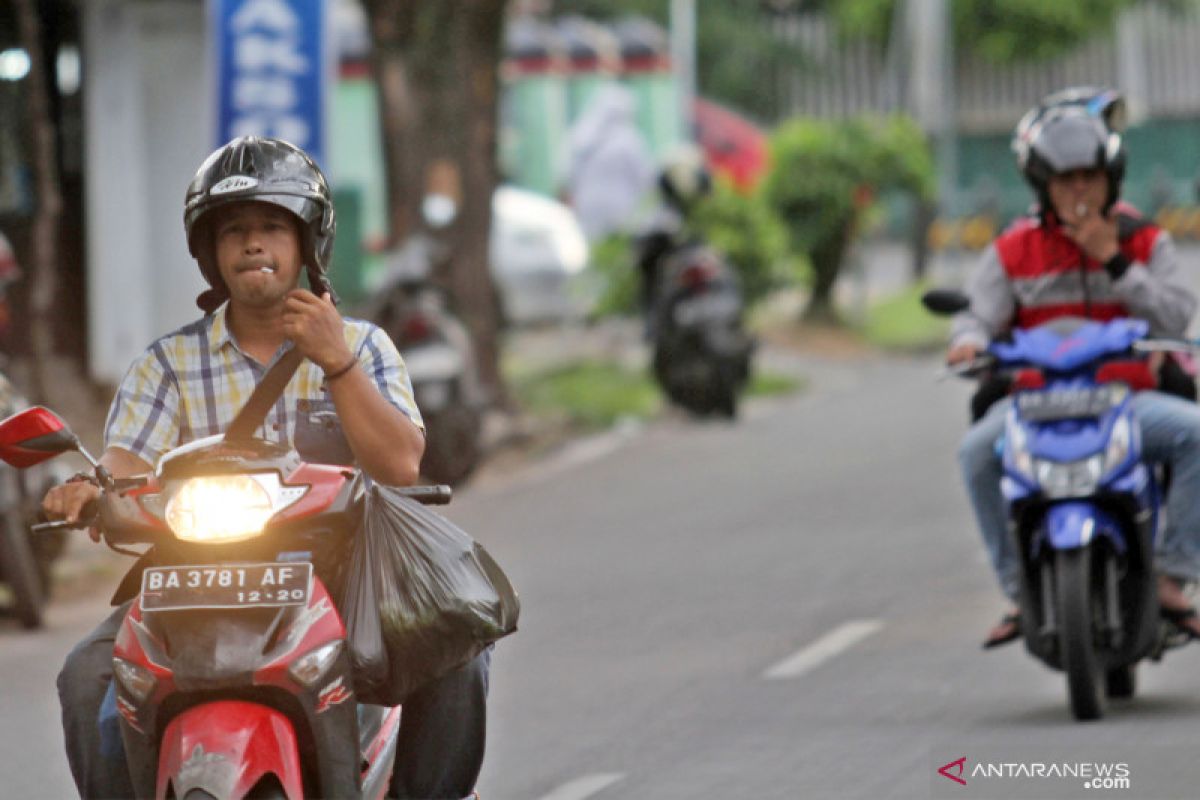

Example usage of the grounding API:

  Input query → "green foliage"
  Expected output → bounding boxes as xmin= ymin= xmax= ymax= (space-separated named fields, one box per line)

xmin=510 ymin=356 xmax=804 ymax=430
xmin=690 ymin=178 xmax=808 ymax=304
xmin=763 ymin=114 xmax=933 ymax=317
xmin=858 ymin=283 xmax=950 ymax=352
xmin=512 ymin=359 xmax=662 ymax=430
xmin=828 ymin=0 xmax=1175 ymax=64
xmin=747 ymin=370 xmax=805 ymax=397
xmin=587 ymin=234 xmax=641 ymax=317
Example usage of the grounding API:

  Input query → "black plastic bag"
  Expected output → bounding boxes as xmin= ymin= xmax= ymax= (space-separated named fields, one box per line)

xmin=336 ymin=483 xmax=520 ymax=705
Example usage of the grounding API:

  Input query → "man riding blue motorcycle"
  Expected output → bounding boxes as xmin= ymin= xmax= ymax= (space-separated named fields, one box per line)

xmin=947 ymin=88 xmax=1200 ymax=649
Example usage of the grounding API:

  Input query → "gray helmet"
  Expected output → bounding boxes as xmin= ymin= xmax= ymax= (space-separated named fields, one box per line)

xmin=1015 ymin=108 xmax=1125 ymax=214
xmin=184 ymin=137 xmax=336 ymax=310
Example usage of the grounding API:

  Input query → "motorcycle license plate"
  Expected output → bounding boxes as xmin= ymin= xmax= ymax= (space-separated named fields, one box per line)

xmin=673 ymin=292 xmax=739 ymax=326
xmin=140 ymin=562 xmax=312 ymax=611
xmin=1016 ymin=385 xmax=1116 ymax=421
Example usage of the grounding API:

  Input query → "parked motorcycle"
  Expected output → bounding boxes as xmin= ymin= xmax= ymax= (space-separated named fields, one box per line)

xmin=0 ymin=372 xmax=67 ymax=628
xmin=0 ymin=401 xmax=454 ymax=797
xmin=361 ymin=221 xmax=485 ymax=487
xmin=925 ymin=289 xmax=1192 ymax=721
xmin=648 ymin=241 xmax=754 ymax=418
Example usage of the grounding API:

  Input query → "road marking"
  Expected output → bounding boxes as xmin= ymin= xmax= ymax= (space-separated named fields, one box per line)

xmin=536 ymin=773 xmax=625 ymax=800
xmin=763 ymin=619 xmax=884 ymax=680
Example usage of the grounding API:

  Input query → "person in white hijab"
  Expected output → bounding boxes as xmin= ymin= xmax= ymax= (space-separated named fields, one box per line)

xmin=562 ymin=83 xmax=657 ymax=241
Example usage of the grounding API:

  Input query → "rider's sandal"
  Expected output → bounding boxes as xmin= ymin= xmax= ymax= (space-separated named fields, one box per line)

xmin=1160 ymin=605 xmax=1200 ymax=642
xmin=981 ymin=612 xmax=1021 ymax=650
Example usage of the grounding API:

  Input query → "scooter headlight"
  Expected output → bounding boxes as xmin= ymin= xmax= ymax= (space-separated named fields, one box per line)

xmin=164 ymin=474 xmax=304 ymax=544
xmin=112 ymin=657 xmax=157 ymax=703
xmin=1035 ymin=455 xmax=1104 ymax=499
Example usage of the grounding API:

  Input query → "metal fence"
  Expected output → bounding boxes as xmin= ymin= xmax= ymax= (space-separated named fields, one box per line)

xmin=773 ymin=6 xmax=1200 ymax=132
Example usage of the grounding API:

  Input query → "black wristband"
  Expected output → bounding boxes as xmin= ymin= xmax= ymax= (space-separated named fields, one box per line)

xmin=324 ymin=356 xmax=359 ymax=382
xmin=67 ymin=471 xmax=99 ymax=486
xmin=1103 ymin=252 xmax=1131 ymax=280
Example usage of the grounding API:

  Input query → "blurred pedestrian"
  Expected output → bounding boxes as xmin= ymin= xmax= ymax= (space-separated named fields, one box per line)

xmin=562 ymin=83 xmax=656 ymax=241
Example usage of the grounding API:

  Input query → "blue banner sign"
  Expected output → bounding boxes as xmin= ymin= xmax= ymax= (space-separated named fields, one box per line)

xmin=212 ymin=0 xmax=329 ymax=167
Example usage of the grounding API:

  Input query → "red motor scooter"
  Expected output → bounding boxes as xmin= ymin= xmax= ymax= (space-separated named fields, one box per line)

xmin=0 ymin=403 xmax=453 ymax=799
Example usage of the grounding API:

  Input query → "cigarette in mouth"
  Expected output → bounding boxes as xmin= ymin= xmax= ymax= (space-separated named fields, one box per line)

xmin=1075 ymin=202 xmax=1089 ymax=218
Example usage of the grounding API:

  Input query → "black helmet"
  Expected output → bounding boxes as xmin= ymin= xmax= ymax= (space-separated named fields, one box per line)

xmin=184 ymin=136 xmax=336 ymax=312
xmin=1015 ymin=107 xmax=1125 ymax=214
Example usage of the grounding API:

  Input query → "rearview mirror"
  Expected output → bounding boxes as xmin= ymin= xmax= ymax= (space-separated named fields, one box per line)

xmin=0 ymin=406 xmax=79 ymax=468
xmin=921 ymin=289 xmax=970 ymax=316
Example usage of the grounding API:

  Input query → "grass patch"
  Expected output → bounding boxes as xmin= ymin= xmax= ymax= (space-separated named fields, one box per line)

xmin=858 ymin=283 xmax=949 ymax=352
xmin=511 ymin=360 xmax=662 ymax=431
xmin=510 ymin=359 xmax=804 ymax=430
xmin=748 ymin=371 xmax=805 ymax=397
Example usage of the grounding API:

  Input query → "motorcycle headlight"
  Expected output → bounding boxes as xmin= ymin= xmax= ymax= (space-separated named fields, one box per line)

xmin=1035 ymin=455 xmax=1104 ymax=499
xmin=165 ymin=474 xmax=304 ymax=544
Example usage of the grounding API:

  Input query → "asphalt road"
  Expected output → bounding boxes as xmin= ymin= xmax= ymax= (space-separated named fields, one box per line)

xmin=6 ymin=352 xmax=1200 ymax=799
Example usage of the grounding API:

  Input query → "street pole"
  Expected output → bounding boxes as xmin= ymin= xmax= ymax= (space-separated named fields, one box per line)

xmin=670 ymin=0 xmax=696 ymax=140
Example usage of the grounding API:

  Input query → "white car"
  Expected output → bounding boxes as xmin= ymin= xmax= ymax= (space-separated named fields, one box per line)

xmin=490 ymin=186 xmax=592 ymax=325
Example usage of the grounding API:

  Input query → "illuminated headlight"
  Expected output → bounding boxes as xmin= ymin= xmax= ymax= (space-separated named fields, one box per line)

xmin=289 ymin=641 xmax=342 ymax=688
xmin=1005 ymin=412 xmax=1035 ymax=480
xmin=112 ymin=657 xmax=157 ymax=703
xmin=164 ymin=474 xmax=306 ymax=544
xmin=1035 ymin=455 xmax=1104 ymax=499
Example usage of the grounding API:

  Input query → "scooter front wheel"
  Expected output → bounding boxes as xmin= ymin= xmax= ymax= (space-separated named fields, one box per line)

xmin=1056 ymin=547 xmax=1105 ymax=721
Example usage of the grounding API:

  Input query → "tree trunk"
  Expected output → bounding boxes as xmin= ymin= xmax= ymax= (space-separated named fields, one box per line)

xmin=803 ymin=222 xmax=853 ymax=324
xmin=365 ymin=0 xmax=509 ymax=403
xmin=14 ymin=0 xmax=61 ymax=403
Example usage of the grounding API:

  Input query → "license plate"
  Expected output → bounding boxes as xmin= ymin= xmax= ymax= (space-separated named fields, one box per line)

xmin=1016 ymin=385 xmax=1117 ymax=422
xmin=673 ymin=293 xmax=740 ymax=326
xmin=140 ymin=562 xmax=312 ymax=611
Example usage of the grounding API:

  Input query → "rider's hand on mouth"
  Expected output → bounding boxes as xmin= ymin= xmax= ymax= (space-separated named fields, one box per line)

xmin=1062 ymin=203 xmax=1120 ymax=264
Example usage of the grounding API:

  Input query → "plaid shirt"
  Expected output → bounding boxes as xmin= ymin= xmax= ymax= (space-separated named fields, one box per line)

xmin=105 ymin=302 xmax=423 ymax=468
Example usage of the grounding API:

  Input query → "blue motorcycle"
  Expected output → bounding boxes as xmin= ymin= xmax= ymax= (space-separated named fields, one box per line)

xmin=925 ymin=290 xmax=1190 ymax=721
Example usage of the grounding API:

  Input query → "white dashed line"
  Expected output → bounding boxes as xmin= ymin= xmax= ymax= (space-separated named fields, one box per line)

xmin=535 ymin=772 xmax=625 ymax=800
xmin=763 ymin=619 xmax=884 ymax=680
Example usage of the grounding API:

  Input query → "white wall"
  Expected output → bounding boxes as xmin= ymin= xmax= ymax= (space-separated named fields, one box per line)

xmin=84 ymin=0 xmax=212 ymax=385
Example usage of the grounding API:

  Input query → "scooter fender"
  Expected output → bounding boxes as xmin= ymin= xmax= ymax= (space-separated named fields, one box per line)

xmin=156 ymin=700 xmax=304 ymax=800
xmin=1034 ymin=501 xmax=1126 ymax=556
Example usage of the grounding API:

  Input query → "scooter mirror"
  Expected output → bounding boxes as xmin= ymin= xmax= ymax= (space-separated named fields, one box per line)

xmin=0 ymin=406 xmax=79 ymax=468
xmin=422 ymin=194 xmax=458 ymax=229
xmin=921 ymin=289 xmax=971 ymax=316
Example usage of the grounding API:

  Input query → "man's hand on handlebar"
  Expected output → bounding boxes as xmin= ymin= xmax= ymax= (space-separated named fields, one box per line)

xmin=947 ymin=343 xmax=981 ymax=366
xmin=42 ymin=481 xmax=102 ymax=542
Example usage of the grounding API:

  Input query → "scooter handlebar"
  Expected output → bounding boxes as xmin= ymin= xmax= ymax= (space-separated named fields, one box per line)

xmin=394 ymin=484 xmax=453 ymax=505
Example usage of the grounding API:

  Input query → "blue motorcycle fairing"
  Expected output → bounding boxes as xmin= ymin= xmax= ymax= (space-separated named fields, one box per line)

xmin=1020 ymin=390 xmax=1135 ymax=465
xmin=991 ymin=318 xmax=1148 ymax=372
xmin=1034 ymin=501 xmax=1127 ymax=556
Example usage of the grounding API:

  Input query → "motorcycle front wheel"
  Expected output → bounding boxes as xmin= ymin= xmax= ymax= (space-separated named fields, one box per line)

xmin=1056 ymin=547 xmax=1105 ymax=721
